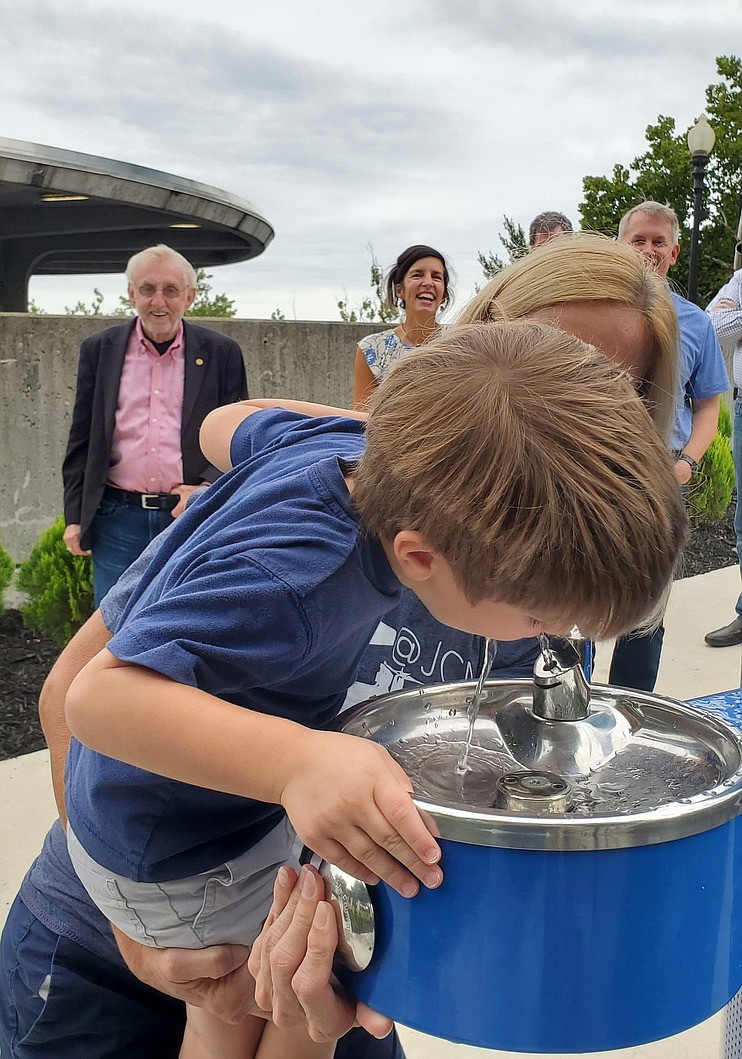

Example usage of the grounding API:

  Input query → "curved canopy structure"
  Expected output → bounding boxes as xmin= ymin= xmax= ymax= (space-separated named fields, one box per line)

xmin=0 ymin=137 xmax=274 ymax=310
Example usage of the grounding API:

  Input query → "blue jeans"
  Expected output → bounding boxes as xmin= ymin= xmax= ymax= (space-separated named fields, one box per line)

xmin=734 ymin=398 xmax=742 ymax=617
xmin=0 ymin=894 xmax=406 ymax=1059
xmin=91 ymin=496 xmax=174 ymax=606
xmin=608 ymin=625 xmax=665 ymax=693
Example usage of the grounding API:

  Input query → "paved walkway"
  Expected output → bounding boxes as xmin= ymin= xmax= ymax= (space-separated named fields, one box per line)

xmin=1 ymin=565 xmax=740 ymax=1058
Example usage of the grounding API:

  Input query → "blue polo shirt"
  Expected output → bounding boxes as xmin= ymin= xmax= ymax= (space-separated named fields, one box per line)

xmin=66 ymin=410 xmax=402 ymax=882
xmin=671 ymin=293 xmax=729 ymax=451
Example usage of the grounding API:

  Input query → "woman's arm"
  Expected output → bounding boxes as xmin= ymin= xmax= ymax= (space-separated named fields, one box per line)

xmin=115 ymin=866 xmax=393 ymax=1042
xmin=353 ymin=348 xmax=377 ymax=410
xmin=200 ymin=399 xmax=367 ymax=472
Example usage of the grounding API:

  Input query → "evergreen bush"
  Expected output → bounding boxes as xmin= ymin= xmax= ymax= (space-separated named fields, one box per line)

xmin=0 ymin=538 xmax=14 ymax=612
xmin=17 ymin=516 xmax=94 ymax=646
xmin=688 ymin=412 xmax=735 ymax=525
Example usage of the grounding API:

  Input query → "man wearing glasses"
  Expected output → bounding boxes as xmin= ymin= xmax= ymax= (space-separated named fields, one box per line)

xmin=62 ymin=244 xmax=247 ymax=604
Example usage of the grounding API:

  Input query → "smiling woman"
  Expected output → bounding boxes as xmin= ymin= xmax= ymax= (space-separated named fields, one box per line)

xmin=352 ymin=244 xmax=452 ymax=408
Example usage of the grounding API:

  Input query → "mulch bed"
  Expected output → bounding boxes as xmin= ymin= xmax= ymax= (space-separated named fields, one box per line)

xmin=0 ymin=610 xmax=61 ymax=761
xmin=0 ymin=504 xmax=737 ymax=764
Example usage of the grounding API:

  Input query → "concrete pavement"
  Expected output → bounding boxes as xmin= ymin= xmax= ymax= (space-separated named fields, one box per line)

xmin=1 ymin=564 xmax=741 ymax=1058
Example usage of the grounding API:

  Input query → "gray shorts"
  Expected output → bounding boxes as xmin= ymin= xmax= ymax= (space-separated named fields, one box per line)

xmin=67 ymin=818 xmax=300 ymax=949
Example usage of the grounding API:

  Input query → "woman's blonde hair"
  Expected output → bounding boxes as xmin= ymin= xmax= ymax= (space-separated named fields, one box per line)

xmin=458 ymin=233 xmax=678 ymax=442
xmin=353 ymin=322 xmax=686 ymax=639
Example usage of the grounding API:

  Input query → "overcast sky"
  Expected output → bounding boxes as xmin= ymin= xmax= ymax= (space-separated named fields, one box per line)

xmin=3 ymin=0 xmax=740 ymax=320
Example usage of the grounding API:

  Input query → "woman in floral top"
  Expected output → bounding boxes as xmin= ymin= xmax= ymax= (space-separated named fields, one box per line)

xmin=353 ymin=244 xmax=452 ymax=407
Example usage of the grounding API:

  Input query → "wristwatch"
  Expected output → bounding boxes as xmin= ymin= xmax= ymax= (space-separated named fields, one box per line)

xmin=677 ymin=453 xmax=698 ymax=474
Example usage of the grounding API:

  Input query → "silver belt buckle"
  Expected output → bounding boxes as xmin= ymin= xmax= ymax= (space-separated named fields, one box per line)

xmin=141 ymin=494 xmax=160 ymax=509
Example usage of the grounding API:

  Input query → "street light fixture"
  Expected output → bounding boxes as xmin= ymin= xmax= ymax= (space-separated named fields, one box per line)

xmin=687 ymin=114 xmax=715 ymax=303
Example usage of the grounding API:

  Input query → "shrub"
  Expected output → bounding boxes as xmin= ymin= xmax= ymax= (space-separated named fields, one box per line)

xmin=17 ymin=516 xmax=94 ymax=646
xmin=0 ymin=538 xmax=14 ymax=612
xmin=688 ymin=417 xmax=735 ymax=525
xmin=718 ymin=401 xmax=732 ymax=440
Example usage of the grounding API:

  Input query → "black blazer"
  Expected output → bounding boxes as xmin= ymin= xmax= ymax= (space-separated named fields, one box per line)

xmin=62 ymin=319 xmax=248 ymax=549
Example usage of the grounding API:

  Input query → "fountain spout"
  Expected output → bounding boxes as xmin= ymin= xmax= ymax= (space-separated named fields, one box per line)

xmin=533 ymin=632 xmax=591 ymax=721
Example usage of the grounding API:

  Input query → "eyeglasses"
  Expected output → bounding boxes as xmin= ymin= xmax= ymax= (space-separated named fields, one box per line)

xmin=136 ymin=284 xmax=184 ymax=299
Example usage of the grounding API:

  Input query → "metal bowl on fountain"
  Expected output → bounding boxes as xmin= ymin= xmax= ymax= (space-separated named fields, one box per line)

xmin=318 ymin=638 xmax=742 ymax=1052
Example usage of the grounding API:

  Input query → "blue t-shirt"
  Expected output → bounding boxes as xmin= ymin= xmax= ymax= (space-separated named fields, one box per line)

xmin=101 ymin=508 xmax=537 ymax=710
xmin=66 ymin=410 xmax=402 ymax=882
xmin=670 ymin=293 xmax=730 ymax=451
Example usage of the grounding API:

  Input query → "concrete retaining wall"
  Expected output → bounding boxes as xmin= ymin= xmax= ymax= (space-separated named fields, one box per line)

xmin=0 ymin=314 xmax=378 ymax=561
xmin=1 ymin=314 xmax=735 ymax=564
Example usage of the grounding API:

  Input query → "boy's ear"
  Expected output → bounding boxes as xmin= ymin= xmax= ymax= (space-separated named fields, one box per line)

xmin=392 ymin=530 xmax=437 ymax=583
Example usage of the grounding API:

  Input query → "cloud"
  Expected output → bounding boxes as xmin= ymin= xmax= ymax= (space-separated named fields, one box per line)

xmin=424 ymin=0 xmax=741 ymax=66
xmin=6 ymin=0 xmax=739 ymax=321
xmin=3 ymin=1 xmax=454 ymax=202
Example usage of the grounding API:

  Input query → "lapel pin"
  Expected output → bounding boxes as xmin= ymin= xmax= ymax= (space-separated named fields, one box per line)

xmin=195 ymin=358 xmax=204 ymax=366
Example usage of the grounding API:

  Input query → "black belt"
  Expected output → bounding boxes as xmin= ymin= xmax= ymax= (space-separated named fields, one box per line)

xmin=104 ymin=485 xmax=179 ymax=511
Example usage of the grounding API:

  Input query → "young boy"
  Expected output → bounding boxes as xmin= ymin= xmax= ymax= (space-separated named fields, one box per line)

xmin=65 ymin=322 xmax=686 ymax=1058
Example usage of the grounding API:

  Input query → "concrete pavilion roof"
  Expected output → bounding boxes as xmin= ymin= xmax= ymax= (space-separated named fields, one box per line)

xmin=0 ymin=136 xmax=274 ymax=310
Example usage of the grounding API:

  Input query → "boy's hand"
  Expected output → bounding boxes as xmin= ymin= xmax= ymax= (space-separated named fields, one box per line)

xmin=279 ymin=730 xmax=442 ymax=897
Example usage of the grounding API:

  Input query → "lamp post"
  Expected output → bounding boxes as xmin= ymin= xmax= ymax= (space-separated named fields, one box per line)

xmin=686 ymin=113 xmax=715 ymax=304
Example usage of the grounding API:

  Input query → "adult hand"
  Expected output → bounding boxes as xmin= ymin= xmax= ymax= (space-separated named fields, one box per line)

xmin=709 ymin=298 xmax=736 ymax=312
xmin=63 ymin=523 xmax=91 ymax=556
xmin=249 ymin=864 xmax=393 ymax=1043
xmin=169 ymin=483 xmax=207 ymax=518
xmin=112 ymin=925 xmax=258 ymax=1024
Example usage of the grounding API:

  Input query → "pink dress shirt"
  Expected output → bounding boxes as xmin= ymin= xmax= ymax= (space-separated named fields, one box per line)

xmin=107 ymin=319 xmax=186 ymax=493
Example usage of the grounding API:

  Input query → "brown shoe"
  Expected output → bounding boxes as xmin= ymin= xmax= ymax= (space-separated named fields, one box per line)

xmin=704 ymin=617 xmax=742 ymax=648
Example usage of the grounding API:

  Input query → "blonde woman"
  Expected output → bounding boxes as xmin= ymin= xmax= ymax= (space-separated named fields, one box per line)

xmin=458 ymin=232 xmax=677 ymax=441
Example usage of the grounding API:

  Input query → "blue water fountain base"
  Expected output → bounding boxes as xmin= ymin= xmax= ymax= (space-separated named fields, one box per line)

xmin=337 ymin=688 xmax=742 ymax=1053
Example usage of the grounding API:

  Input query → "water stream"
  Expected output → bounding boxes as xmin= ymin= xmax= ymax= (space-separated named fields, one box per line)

xmin=456 ymin=637 xmax=496 ymax=775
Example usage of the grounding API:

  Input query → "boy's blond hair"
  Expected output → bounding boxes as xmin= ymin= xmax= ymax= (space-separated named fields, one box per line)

xmin=458 ymin=233 xmax=678 ymax=443
xmin=352 ymin=321 xmax=686 ymax=640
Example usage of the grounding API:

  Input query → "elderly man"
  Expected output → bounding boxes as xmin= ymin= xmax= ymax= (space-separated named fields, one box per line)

xmin=610 ymin=201 xmax=729 ymax=689
xmin=705 ymin=266 xmax=742 ymax=647
xmin=62 ymin=244 xmax=247 ymax=604
xmin=528 ymin=210 xmax=574 ymax=248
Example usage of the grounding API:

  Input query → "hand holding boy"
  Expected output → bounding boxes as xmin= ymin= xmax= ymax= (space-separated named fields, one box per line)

xmin=113 ymin=926 xmax=257 ymax=1024
xmin=279 ymin=729 xmax=442 ymax=897
xmin=249 ymin=864 xmax=394 ymax=1042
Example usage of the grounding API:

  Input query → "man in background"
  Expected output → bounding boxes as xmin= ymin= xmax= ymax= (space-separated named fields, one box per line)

xmin=529 ymin=210 xmax=574 ymax=248
xmin=62 ymin=244 xmax=247 ymax=605
xmin=704 ymin=265 xmax=742 ymax=647
xmin=612 ymin=201 xmax=729 ymax=688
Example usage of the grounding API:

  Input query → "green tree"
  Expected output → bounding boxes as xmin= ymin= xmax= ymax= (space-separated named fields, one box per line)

xmin=65 ymin=287 xmax=108 ymax=316
xmin=186 ymin=269 xmax=237 ymax=318
xmin=580 ymin=55 xmax=742 ymax=305
xmin=478 ymin=216 xmax=528 ymax=280
xmin=337 ymin=246 xmax=399 ymax=324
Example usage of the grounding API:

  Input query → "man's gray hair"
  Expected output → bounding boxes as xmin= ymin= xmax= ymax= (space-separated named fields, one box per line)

xmin=528 ymin=211 xmax=574 ymax=246
xmin=126 ymin=244 xmax=198 ymax=290
xmin=618 ymin=202 xmax=680 ymax=245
